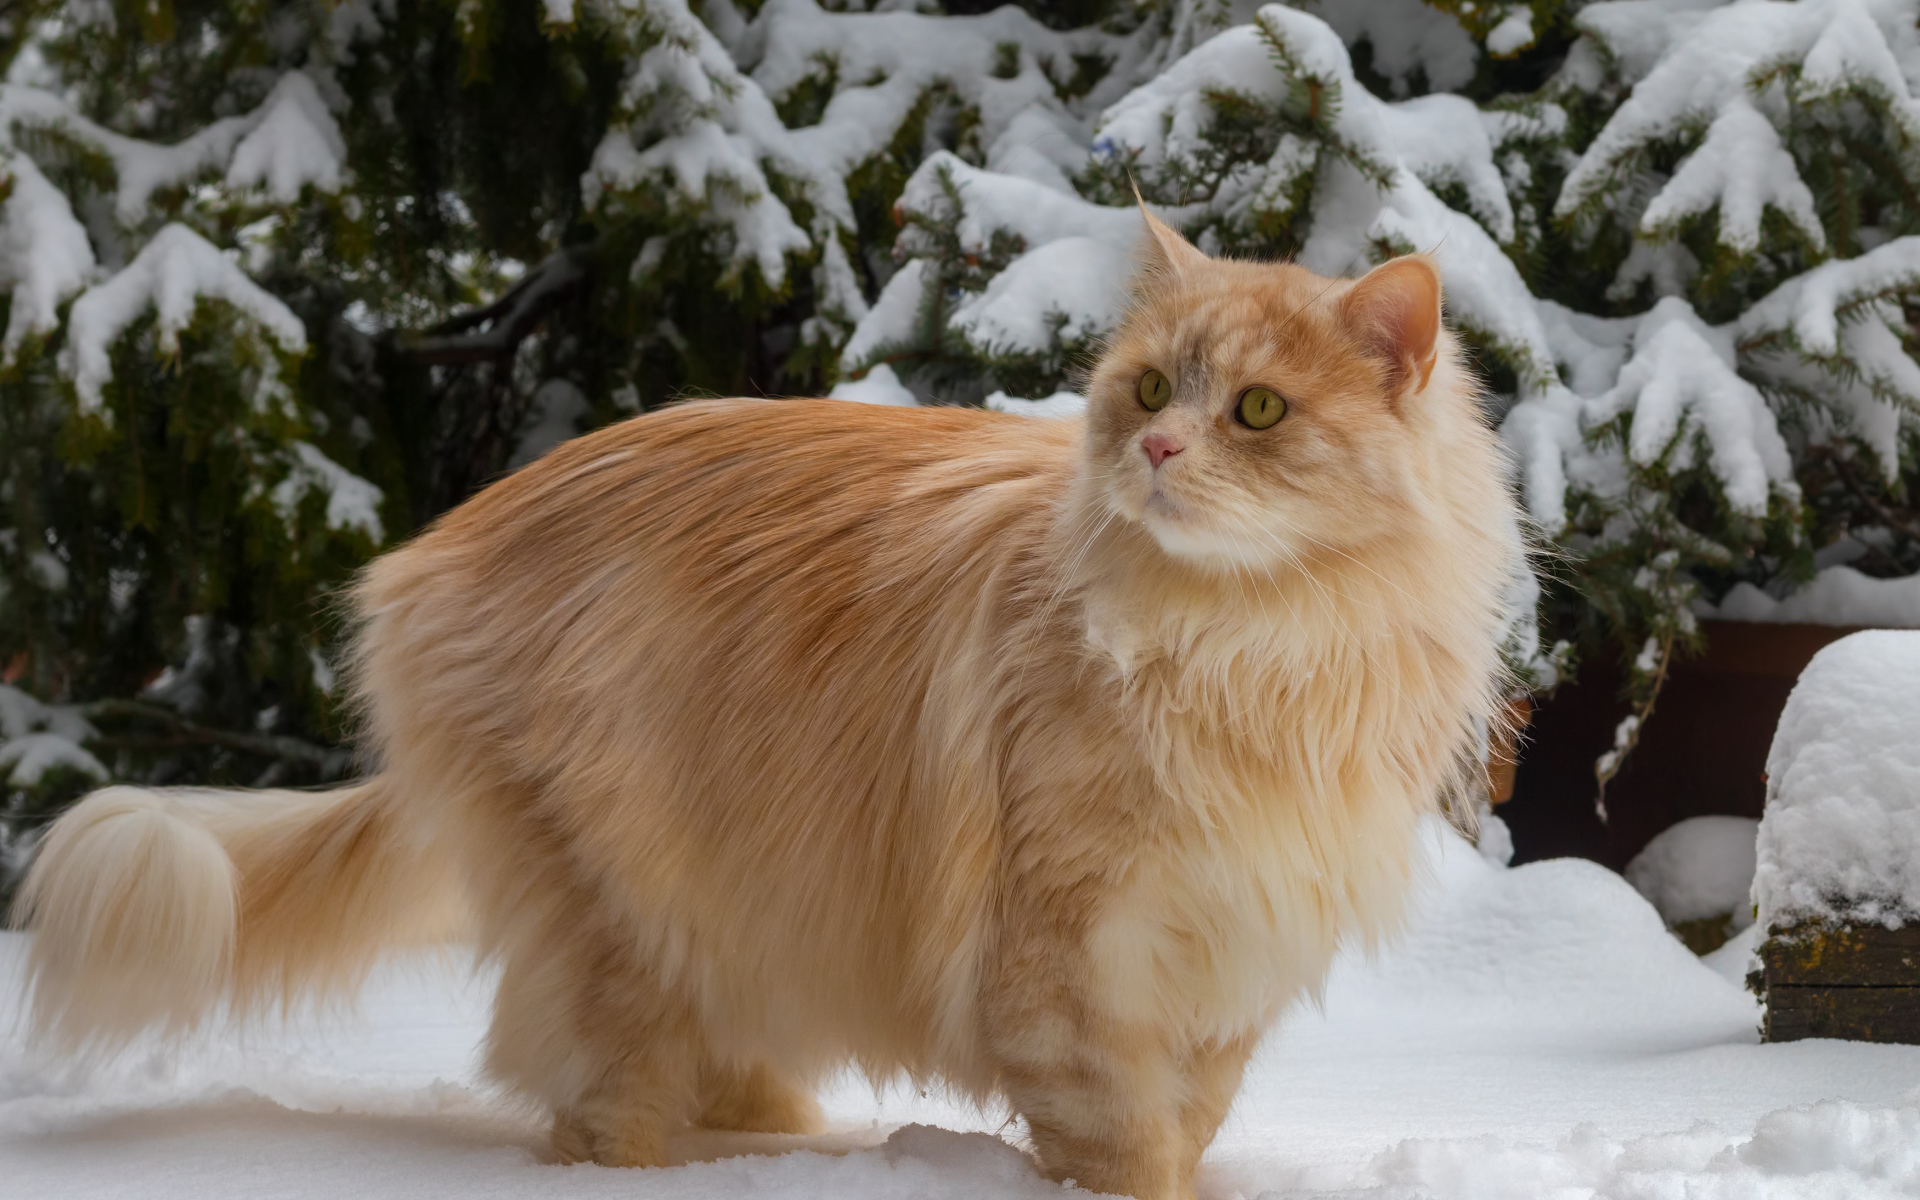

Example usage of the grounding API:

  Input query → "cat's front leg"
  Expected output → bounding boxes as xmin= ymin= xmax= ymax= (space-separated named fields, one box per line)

xmin=1174 ymin=1033 xmax=1259 ymax=1185
xmin=986 ymin=993 xmax=1197 ymax=1200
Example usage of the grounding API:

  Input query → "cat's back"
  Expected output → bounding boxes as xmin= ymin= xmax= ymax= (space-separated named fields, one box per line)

xmin=445 ymin=396 xmax=1076 ymax=566
xmin=356 ymin=396 xmax=1080 ymax=775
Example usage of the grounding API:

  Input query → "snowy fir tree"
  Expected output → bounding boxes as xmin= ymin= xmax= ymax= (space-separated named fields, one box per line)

xmin=4 ymin=0 xmax=1920 ymax=875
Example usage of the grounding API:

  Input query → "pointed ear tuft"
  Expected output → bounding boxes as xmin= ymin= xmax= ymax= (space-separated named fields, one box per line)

xmin=1133 ymin=184 xmax=1207 ymax=278
xmin=1341 ymin=254 xmax=1442 ymax=396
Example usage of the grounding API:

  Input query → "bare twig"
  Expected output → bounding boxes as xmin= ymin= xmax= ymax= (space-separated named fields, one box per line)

xmin=1813 ymin=444 xmax=1920 ymax=544
xmin=395 ymin=249 xmax=588 ymax=365
xmin=79 ymin=699 xmax=355 ymax=776
xmin=1593 ymin=631 xmax=1673 ymax=824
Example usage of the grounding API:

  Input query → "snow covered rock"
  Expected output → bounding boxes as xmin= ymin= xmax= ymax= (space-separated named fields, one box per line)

xmin=1756 ymin=630 xmax=1920 ymax=932
xmin=1626 ymin=815 xmax=1759 ymax=952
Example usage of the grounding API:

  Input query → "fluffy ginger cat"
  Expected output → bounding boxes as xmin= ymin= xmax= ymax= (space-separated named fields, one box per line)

xmin=14 ymin=214 xmax=1521 ymax=1200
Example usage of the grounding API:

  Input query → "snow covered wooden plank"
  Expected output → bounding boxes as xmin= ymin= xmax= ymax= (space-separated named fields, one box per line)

xmin=1755 ymin=630 xmax=1920 ymax=1044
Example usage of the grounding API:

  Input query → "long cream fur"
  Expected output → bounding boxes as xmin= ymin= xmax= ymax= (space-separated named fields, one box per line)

xmin=12 ymin=220 xmax=1522 ymax=1200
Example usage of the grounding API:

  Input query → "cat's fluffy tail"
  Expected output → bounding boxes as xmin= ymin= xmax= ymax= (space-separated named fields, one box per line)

xmin=9 ymin=779 xmax=462 ymax=1053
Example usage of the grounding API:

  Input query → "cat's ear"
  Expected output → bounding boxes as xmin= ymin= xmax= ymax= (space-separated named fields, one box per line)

xmin=1134 ymin=185 xmax=1207 ymax=277
xmin=1342 ymin=255 xmax=1442 ymax=396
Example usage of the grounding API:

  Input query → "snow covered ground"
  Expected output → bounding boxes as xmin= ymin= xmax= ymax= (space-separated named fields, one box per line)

xmin=4 ymin=822 xmax=1917 ymax=1199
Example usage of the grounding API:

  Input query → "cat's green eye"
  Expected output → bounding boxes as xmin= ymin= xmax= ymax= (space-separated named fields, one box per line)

xmin=1138 ymin=369 xmax=1172 ymax=411
xmin=1237 ymin=387 xmax=1287 ymax=430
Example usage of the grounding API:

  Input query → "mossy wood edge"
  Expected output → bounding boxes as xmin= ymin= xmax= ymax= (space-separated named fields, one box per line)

xmin=1759 ymin=922 xmax=1920 ymax=1044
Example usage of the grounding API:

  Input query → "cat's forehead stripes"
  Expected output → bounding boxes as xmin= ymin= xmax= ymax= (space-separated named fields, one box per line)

xmin=1136 ymin=271 xmax=1346 ymax=399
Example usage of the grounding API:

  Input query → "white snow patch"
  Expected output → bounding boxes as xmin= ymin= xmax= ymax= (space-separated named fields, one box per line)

xmin=985 ymin=390 xmax=1086 ymax=419
xmin=1301 ymin=0 xmax=1479 ymax=95
xmin=1487 ymin=8 xmax=1537 ymax=57
xmin=1711 ymin=565 xmax=1920 ymax=627
xmin=948 ymin=236 xmax=1133 ymax=356
xmin=839 ymin=259 xmax=930 ymax=371
xmin=829 ymin=362 xmax=917 ymax=406
xmin=0 ymin=731 xmax=107 ymax=787
xmin=0 ymin=682 xmax=103 ymax=788
xmin=1584 ymin=296 xmax=1796 ymax=516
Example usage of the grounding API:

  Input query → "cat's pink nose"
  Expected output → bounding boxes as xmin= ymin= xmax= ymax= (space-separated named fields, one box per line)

xmin=1142 ymin=432 xmax=1184 ymax=469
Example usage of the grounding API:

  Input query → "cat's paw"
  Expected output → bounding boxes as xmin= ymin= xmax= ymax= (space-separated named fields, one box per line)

xmin=549 ymin=1105 xmax=671 ymax=1168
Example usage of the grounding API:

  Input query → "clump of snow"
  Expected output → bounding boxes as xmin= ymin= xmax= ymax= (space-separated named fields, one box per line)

xmin=0 ymin=732 xmax=106 ymax=788
xmin=1710 ymin=565 xmax=1920 ymax=627
xmin=1703 ymin=920 xmax=1763 ymax=987
xmin=224 ymin=72 xmax=349 ymax=203
xmin=1756 ymin=630 xmax=1920 ymax=931
xmin=985 ymin=389 xmax=1086 ymax=419
xmin=1738 ymin=237 xmax=1920 ymax=359
xmin=0 ymin=152 xmax=95 ymax=362
xmin=828 ymin=362 xmax=917 ymax=406
xmin=1487 ymin=8 xmax=1537 ymax=57
xmin=0 ymin=683 xmax=104 ymax=788
xmin=950 ymin=236 xmax=1133 ymax=358
xmin=271 ymin=442 xmax=384 ymax=542
xmin=1626 ymin=815 xmax=1759 ymax=929
xmin=508 ymin=379 xmax=591 ymax=469
xmin=1316 ymin=1098 xmax=1920 ymax=1196
xmin=837 ymin=260 xmax=929 ymax=371
xmin=60 ymin=223 xmax=308 ymax=414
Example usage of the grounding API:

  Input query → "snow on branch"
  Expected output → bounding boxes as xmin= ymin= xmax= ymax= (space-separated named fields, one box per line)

xmin=61 ymin=223 xmax=307 ymax=415
xmin=0 ymin=151 xmax=94 ymax=362
xmin=1738 ymin=235 xmax=1920 ymax=356
xmin=1585 ymin=298 xmax=1797 ymax=516
xmin=0 ymin=684 xmax=104 ymax=789
xmin=750 ymin=0 xmax=1106 ymax=194
xmin=841 ymin=152 xmax=1147 ymax=374
xmin=272 ymin=441 xmax=384 ymax=542
xmin=1558 ymin=0 xmax=1920 ymax=254
xmin=223 ymin=72 xmax=349 ymax=203
xmin=585 ymin=0 xmax=1115 ymax=315
xmin=0 ymin=70 xmax=346 ymax=225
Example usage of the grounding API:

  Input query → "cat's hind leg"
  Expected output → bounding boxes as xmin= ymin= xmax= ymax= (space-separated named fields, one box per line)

xmin=694 ymin=1059 xmax=824 ymax=1134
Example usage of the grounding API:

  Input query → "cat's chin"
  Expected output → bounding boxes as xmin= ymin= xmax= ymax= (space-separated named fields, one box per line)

xmin=1139 ymin=513 xmax=1287 ymax=574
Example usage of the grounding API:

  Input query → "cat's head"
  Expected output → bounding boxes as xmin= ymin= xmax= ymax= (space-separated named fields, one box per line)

xmin=1084 ymin=212 xmax=1454 ymax=571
